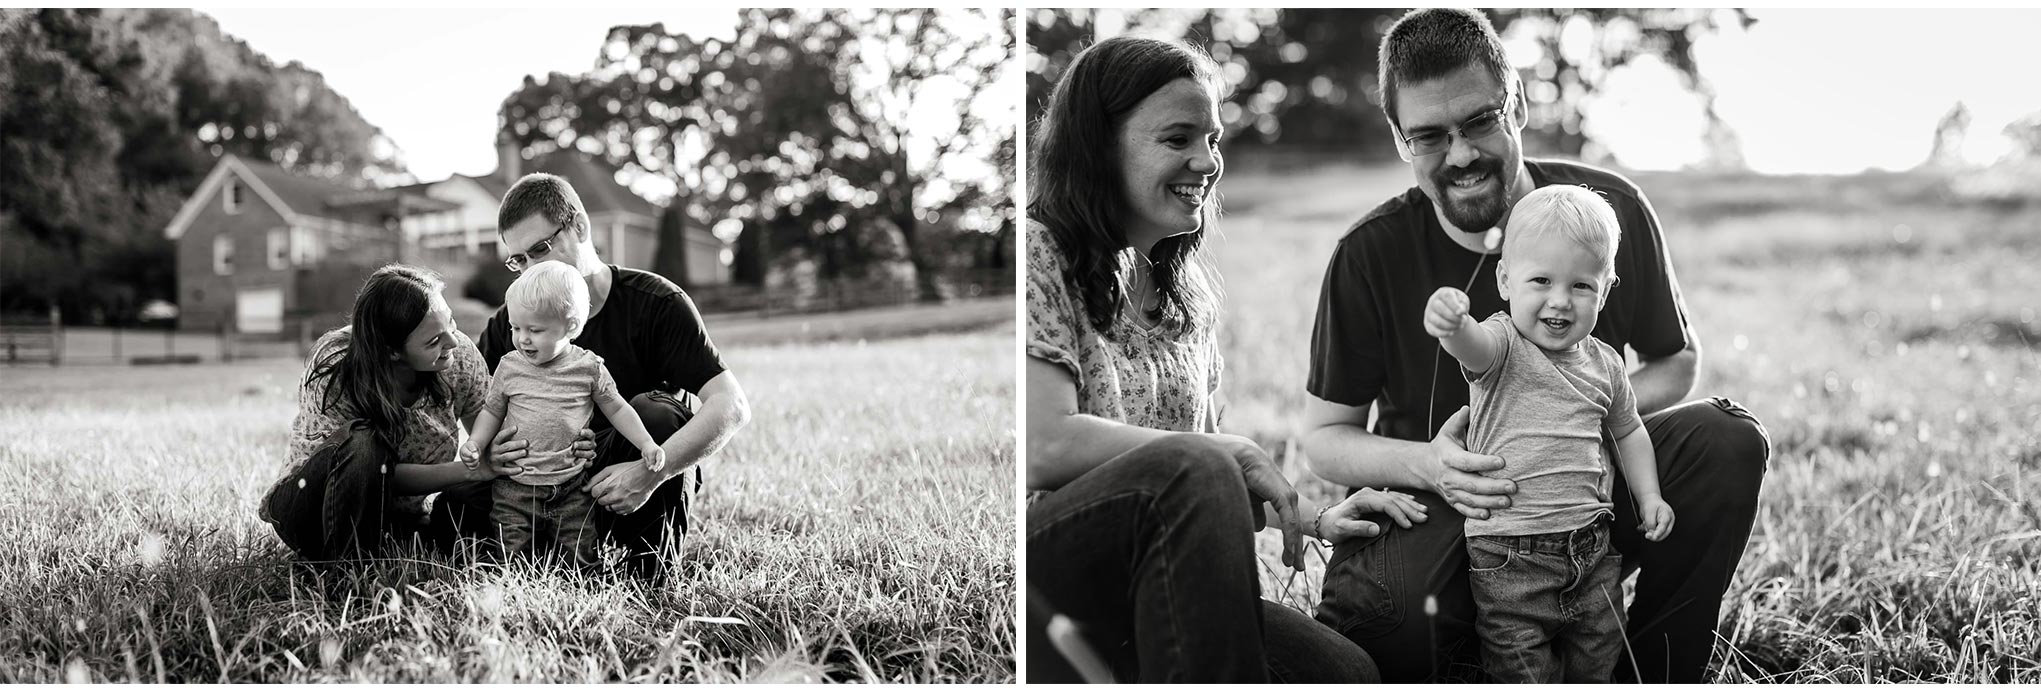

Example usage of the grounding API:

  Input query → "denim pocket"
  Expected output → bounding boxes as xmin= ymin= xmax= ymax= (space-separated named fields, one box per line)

xmin=1316 ymin=528 xmax=1400 ymax=637
xmin=1467 ymin=537 xmax=1515 ymax=573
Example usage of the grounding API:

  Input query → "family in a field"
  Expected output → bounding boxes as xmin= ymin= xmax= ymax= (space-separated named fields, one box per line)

xmin=1026 ymin=9 xmax=1771 ymax=683
xmin=259 ymin=173 xmax=751 ymax=584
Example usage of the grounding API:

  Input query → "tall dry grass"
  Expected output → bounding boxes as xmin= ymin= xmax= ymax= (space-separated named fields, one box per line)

xmin=0 ymin=324 xmax=1016 ymax=682
xmin=1207 ymin=160 xmax=2041 ymax=682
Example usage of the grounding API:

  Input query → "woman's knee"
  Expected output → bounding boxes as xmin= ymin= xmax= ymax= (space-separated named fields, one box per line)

xmin=1123 ymin=434 xmax=1246 ymax=498
xmin=320 ymin=420 xmax=390 ymax=471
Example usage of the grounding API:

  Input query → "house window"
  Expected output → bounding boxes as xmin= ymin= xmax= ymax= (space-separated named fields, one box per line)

xmin=291 ymin=227 xmax=318 ymax=265
xmin=268 ymin=228 xmax=289 ymax=270
xmin=214 ymin=234 xmax=233 ymax=275
xmin=224 ymin=178 xmax=243 ymax=215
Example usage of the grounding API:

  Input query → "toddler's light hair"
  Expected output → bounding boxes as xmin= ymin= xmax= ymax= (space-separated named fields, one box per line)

xmin=504 ymin=261 xmax=588 ymax=334
xmin=1503 ymin=185 xmax=1620 ymax=278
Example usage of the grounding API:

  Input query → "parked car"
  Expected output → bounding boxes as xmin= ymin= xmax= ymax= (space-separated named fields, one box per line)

xmin=137 ymin=300 xmax=180 ymax=327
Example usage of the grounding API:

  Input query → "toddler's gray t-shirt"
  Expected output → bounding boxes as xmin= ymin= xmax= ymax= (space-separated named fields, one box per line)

xmin=485 ymin=344 xmax=617 ymax=486
xmin=1462 ymin=312 xmax=1642 ymax=537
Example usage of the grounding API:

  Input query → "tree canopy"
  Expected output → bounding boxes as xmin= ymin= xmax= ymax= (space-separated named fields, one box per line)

xmin=1025 ymin=8 xmax=1750 ymax=166
xmin=0 ymin=9 xmax=404 ymax=319
xmin=499 ymin=9 xmax=1015 ymax=299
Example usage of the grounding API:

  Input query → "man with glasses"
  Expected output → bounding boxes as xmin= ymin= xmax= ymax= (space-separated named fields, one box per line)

xmin=1300 ymin=8 xmax=1769 ymax=682
xmin=472 ymin=172 xmax=752 ymax=582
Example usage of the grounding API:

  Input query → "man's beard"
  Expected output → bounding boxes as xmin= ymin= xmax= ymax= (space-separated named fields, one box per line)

xmin=1434 ymin=160 xmax=1510 ymax=233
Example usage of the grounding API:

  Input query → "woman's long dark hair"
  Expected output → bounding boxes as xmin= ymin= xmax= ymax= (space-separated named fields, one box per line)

xmin=305 ymin=264 xmax=449 ymax=442
xmin=1028 ymin=35 xmax=1223 ymax=338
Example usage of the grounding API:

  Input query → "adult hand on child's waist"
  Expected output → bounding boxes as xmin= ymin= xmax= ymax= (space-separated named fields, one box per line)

xmin=1428 ymin=406 xmax=1515 ymax=520
xmin=485 ymin=425 xmax=597 ymax=475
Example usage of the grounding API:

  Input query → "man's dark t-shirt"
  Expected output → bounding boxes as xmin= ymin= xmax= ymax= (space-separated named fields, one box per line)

xmin=481 ymin=264 xmax=727 ymax=433
xmin=1307 ymin=159 xmax=1692 ymax=445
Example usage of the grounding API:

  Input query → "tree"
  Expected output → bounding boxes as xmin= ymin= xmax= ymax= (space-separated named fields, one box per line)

xmin=1026 ymin=9 xmax=1750 ymax=165
xmin=498 ymin=9 xmax=1015 ymax=302
xmin=0 ymin=8 xmax=406 ymax=319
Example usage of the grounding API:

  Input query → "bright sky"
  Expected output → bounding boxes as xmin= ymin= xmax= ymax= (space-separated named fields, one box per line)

xmin=198 ymin=8 xmax=738 ymax=183
xmin=1553 ymin=9 xmax=2041 ymax=173
xmin=1081 ymin=9 xmax=2041 ymax=175
xmin=199 ymin=8 xmax=1018 ymax=214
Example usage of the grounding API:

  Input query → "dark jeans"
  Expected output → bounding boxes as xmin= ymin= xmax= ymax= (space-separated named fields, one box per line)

xmin=1317 ymin=396 xmax=1770 ymax=683
xmin=1468 ymin=520 xmax=1625 ymax=683
xmin=434 ymin=390 xmax=700 ymax=574
xmin=261 ymin=419 xmax=399 ymax=561
xmin=266 ymin=391 xmax=698 ymax=567
xmin=1027 ymin=435 xmax=1379 ymax=683
xmin=491 ymin=473 xmax=599 ymax=564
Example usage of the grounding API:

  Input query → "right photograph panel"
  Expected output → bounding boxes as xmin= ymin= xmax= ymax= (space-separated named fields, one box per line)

xmin=1023 ymin=8 xmax=2039 ymax=683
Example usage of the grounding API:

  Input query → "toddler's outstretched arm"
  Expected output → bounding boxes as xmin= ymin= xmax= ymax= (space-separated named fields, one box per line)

xmin=1425 ymin=287 xmax=1500 ymax=375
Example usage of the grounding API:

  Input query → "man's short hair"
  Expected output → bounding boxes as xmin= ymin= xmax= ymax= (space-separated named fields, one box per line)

xmin=497 ymin=173 xmax=587 ymax=238
xmin=1377 ymin=8 xmax=1514 ymax=129
xmin=503 ymin=260 xmax=589 ymax=331
xmin=1504 ymin=185 xmax=1621 ymax=277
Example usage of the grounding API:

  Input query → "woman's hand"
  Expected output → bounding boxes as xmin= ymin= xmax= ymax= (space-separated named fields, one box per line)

xmin=1428 ymin=406 xmax=1515 ymax=519
xmin=1204 ymin=433 xmax=1305 ymax=572
xmin=1318 ymin=488 xmax=1429 ymax=543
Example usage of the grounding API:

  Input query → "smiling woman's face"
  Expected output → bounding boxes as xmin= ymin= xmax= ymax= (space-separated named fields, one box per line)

xmin=397 ymin=294 xmax=457 ymax=373
xmin=1115 ymin=77 xmax=1224 ymax=253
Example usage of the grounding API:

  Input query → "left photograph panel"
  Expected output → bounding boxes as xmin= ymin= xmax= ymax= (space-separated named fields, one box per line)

xmin=0 ymin=8 xmax=1016 ymax=682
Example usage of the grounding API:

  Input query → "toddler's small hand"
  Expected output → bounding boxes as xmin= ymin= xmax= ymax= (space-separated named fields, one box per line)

xmin=642 ymin=445 xmax=666 ymax=472
xmin=458 ymin=442 xmax=482 ymax=471
xmin=1638 ymin=498 xmax=1675 ymax=542
xmin=1425 ymin=287 xmax=1472 ymax=338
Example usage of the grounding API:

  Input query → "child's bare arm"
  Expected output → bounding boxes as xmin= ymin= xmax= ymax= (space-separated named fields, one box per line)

xmin=1612 ymin=424 xmax=1674 ymax=540
xmin=1425 ymin=287 xmax=1499 ymax=375
xmin=595 ymin=387 xmax=667 ymax=471
xmin=465 ymin=409 xmax=503 ymax=467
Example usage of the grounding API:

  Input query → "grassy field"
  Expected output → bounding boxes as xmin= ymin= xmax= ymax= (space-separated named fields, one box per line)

xmin=1209 ymin=160 xmax=2041 ymax=682
xmin=0 ymin=320 xmax=1016 ymax=682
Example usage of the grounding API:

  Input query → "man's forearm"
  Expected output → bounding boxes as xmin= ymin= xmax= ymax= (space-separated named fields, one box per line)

xmin=654 ymin=391 xmax=748 ymax=481
xmin=1301 ymin=420 xmax=1436 ymax=491
xmin=1630 ymin=345 xmax=1700 ymax=416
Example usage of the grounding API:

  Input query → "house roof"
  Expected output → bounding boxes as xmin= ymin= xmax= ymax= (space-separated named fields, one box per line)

xmin=163 ymin=154 xmax=458 ymax=240
xmin=463 ymin=149 xmax=662 ymax=221
xmin=238 ymin=158 xmax=372 ymax=216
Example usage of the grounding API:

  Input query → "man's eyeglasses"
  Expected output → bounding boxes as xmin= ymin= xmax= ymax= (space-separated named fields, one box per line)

xmin=503 ymin=223 xmax=569 ymax=273
xmin=1394 ymin=95 xmax=1518 ymax=161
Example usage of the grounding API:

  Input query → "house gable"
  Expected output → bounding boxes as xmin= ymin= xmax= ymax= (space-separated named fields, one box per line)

xmin=162 ymin=155 xmax=304 ymax=240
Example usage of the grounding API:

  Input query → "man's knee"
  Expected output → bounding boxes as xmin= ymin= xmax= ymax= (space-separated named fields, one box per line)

xmin=629 ymin=391 xmax=695 ymax=440
xmin=1677 ymin=398 xmax=1769 ymax=516
xmin=1696 ymin=398 xmax=1770 ymax=478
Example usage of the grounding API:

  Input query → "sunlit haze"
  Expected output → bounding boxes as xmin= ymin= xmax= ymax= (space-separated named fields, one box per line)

xmin=198 ymin=8 xmax=738 ymax=183
xmin=1559 ymin=9 xmax=2041 ymax=174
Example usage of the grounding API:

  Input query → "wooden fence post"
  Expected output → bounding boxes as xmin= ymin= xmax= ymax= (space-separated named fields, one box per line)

xmin=49 ymin=306 xmax=62 ymax=366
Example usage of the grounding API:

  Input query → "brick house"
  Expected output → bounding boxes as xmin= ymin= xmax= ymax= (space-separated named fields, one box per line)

xmin=164 ymin=142 xmax=730 ymax=332
xmin=160 ymin=154 xmax=458 ymax=334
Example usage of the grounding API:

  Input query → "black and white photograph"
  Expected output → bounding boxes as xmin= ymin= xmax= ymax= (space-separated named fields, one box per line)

xmin=1 ymin=8 xmax=1015 ymax=682
xmin=1024 ymin=8 xmax=2039 ymax=683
